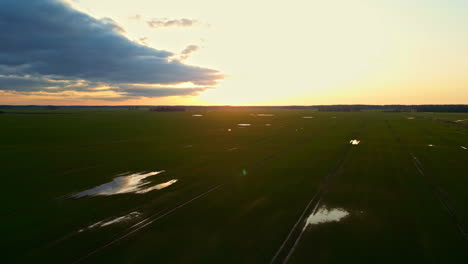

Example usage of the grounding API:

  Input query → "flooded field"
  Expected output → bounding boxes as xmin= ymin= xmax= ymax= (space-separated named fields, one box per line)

xmin=2 ymin=109 xmax=468 ymax=264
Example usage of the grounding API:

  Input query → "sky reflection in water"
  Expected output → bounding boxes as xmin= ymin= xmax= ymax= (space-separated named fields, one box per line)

xmin=79 ymin=211 xmax=141 ymax=232
xmin=304 ymin=206 xmax=349 ymax=229
xmin=70 ymin=171 xmax=177 ymax=198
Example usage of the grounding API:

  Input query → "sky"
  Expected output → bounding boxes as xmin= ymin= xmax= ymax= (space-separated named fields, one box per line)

xmin=0 ymin=0 xmax=467 ymax=105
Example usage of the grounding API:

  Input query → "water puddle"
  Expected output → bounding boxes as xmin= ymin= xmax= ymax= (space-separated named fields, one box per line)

xmin=136 ymin=179 xmax=178 ymax=193
xmin=238 ymin=124 xmax=251 ymax=126
xmin=461 ymin=146 xmax=467 ymax=150
xmin=349 ymin=139 xmax=360 ymax=145
xmin=79 ymin=212 xmax=141 ymax=232
xmin=192 ymin=114 xmax=203 ymax=117
xmin=455 ymin=119 xmax=467 ymax=122
xmin=304 ymin=206 xmax=349 ymax=229
xmin=407 ymin=117 xmax=415 ymax=120
xmin=303 ymin=116 xmax=314 ymax=119
xmin=69 ymin=171 xmax=177 ymax=198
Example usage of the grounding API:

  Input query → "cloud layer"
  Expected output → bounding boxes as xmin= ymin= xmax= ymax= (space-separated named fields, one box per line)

xmin=0 ymin=0 xmax=222 ymax=101
xmin=147 ymin=18 xmax=199 ymax=28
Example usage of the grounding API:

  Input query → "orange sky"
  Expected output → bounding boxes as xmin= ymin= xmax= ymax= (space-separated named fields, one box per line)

xmin=1 ymin=0 xmax=467 ymax=105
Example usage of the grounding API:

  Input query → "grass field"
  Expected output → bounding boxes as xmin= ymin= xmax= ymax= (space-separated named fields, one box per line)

xmin=2 ymin=109 xmax=468 ymax=263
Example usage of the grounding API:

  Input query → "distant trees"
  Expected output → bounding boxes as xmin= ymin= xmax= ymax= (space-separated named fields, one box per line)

xmin=149 ymin=106 xmax=186 ymax=112
xmin=415 ymin=105 xmax=468 ymax=113
xmin=45 ymin=105 xmax=59 ymax=110
xmin=317 ymin=105 xmax=362 ymax=112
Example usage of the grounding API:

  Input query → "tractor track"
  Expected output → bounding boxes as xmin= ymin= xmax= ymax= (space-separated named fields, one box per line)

xmin=386 ymin=119 xmax=468 ymax=242
xmin=270 ymin=145 xmax=353 ymax=264
xmin=270 ymin=120 xmax=365 ymax=264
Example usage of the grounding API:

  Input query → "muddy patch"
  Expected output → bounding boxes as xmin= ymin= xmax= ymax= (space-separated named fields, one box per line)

xmin=69 ymin=171 xmax=177 ymax=198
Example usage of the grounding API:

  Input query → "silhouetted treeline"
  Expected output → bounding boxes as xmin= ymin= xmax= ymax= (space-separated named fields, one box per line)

xmin=317 ymin=105 xmax=362 ymax=111
xmin=149 ymin=106 xmax=186 ymax=112
xmin=1 ymin=105 xmax=467 ymax=112
xmin=414 ymin=105 xmax=468 ymax=113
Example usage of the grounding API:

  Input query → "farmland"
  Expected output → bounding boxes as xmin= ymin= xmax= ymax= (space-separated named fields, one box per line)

xmin=2 ymin=109 xmax=468 ymax=263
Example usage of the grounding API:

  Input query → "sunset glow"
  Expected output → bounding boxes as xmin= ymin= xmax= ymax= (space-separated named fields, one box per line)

xmin=1 ymin=0 xmax=467 ymax=105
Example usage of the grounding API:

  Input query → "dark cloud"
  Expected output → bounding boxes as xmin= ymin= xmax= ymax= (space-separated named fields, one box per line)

xmin=0 ymin=75 xmax=209 ymax=100
xmin=147 ymin=18 xmax=199 ymax=28
xmin=122 ymin=87 xmax=208 ymax=97
xmin=0 ymin=75 xmax=97 ymax=93
xmin=0 ymin=0 xmax=222 ymax=100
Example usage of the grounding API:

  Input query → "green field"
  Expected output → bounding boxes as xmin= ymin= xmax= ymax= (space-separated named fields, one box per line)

xmin=2 ymin=109 xmax=468 ymax=263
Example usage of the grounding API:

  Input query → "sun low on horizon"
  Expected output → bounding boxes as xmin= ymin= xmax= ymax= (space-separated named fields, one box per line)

xmin=0 ymin=0 xmax=467 ymax=105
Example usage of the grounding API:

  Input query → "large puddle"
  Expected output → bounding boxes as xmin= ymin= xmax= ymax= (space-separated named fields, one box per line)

xmin=79 ymin=211 xmax=141 ymax=232
xmin=349 ymin=139 xmax=360 ymax=145
xmin=69 ymin=171 xmax=177 ymax=198
xmin=304 ymin=206 xmax=349 ymax=229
